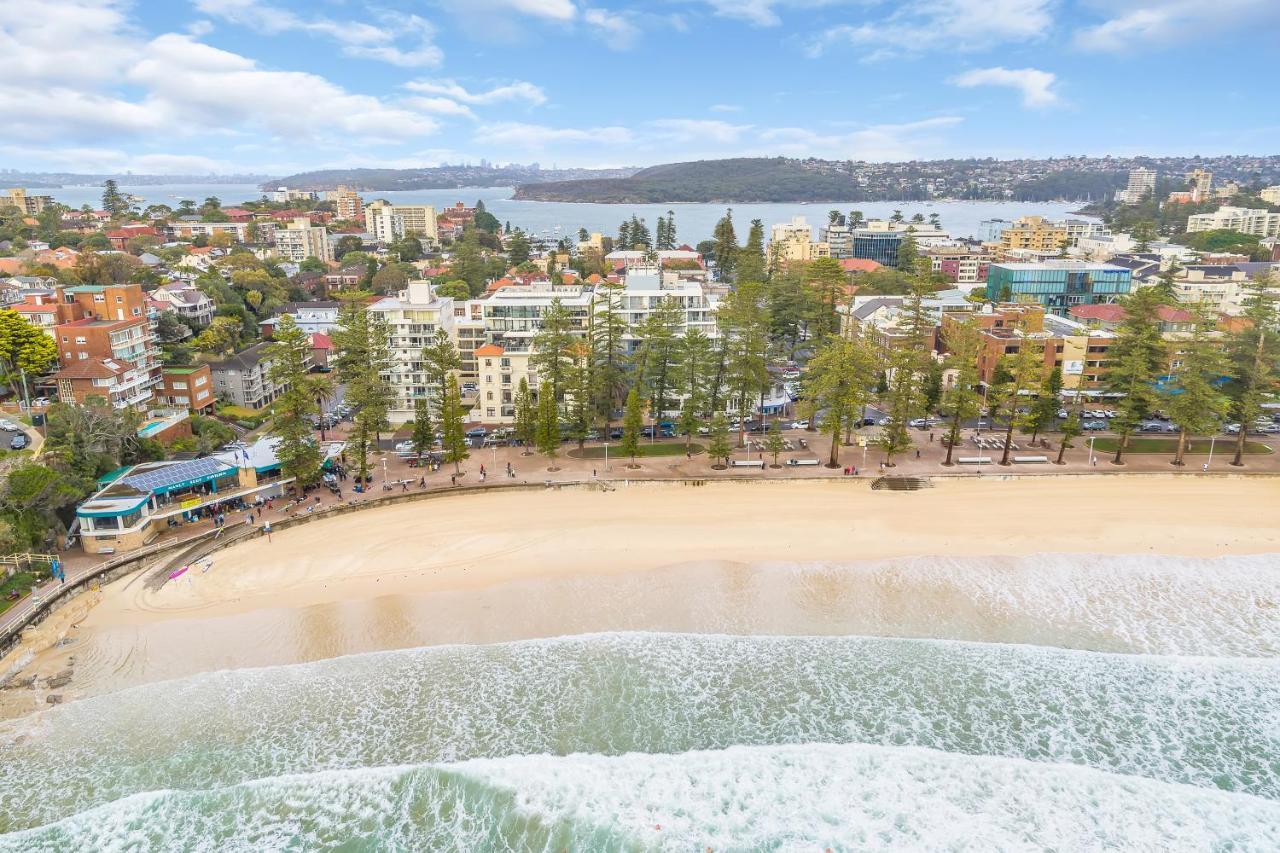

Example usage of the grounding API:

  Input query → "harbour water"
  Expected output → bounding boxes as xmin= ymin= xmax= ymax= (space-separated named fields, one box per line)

xmin=1 ymin=553 xmax=1278 ymax=848
xmin=43 ymin=183 xmax=1093 ymax=242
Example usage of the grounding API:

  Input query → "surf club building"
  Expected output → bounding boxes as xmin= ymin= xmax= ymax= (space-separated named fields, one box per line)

xmin=73 ymin=437 xmax=343 ymax=554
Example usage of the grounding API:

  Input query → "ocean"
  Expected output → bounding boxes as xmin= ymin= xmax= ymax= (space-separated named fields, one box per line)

xmin=1 ymin=553 xmax=1278 ymax=849
xmin=42 ymin=183 xmax=1094 ymax=242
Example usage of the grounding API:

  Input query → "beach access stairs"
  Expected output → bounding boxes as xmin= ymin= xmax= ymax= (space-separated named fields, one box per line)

xmin=871 ymin=476 xmax=933 ymax=491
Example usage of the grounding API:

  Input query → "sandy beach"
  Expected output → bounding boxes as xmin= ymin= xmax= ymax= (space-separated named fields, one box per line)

xmin=3 ymin=476 xmax=1278 ymax=715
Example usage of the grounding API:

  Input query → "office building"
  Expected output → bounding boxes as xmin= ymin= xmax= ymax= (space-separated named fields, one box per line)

xmin=851 ymin=230 xmax=904 ymax=267
xmin=985 ymin=261 xmax=1132 ymax=316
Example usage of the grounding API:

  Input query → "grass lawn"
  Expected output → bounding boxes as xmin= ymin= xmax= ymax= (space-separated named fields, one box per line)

xmin=1089 ymin=437 xmax=1273 ymax=455
xmin=0 ymin=571 xmax=41 ymax=616
xmin=569 ymin=442 xmax=704 ymax=459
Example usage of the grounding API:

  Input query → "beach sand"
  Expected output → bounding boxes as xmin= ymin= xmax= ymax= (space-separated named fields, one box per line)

xmin=3 ymin=476 xmax=1278 ymax=715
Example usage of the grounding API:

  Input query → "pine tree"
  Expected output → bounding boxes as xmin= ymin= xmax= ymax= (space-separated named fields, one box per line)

xmin=805 ymin=335 xmax=874 ymax=467
xmin=712 ymin=209 xmax=738 ymax=281
xmin=513 ymin=377 xmax=537 ymax=454
xmin=530 ymin=298 xmax=576 ymax=402
xmin=265 ymin=315 xmax=326 ymax=493
xmin=1226 ymin=273 xmax=1280 ymax=466
xmin=101 ymin=180 xmax=127 ymax=216
xmin=591 ymin=280 xmax=629 ymax=432
xmin=677 ymin=326 xmax=712 ymax=452
xmin=707 ymin=413 xmax=732 ymax=467
xmin=737 ymin=219 xmax=767 ymax=283
xmin=804 ymin=257 xmax=847 ymax=341
xmin=939 ymin=319 xmax=983 ymax=466
xmin=420 ymin=328 xmax=461 ymax=418
xmin=665 ymin=209 xmax=677 ymax=249
xmin=764 ymin=418 xmax=786 ymax=467
xmin=535 ymin=380 xmax=560 ymax=468
xmin=506 ymin=229 xmax=531 ymax=265
xmin=621 ymin=386 xmax=643 ymax=466
xmin=564 ymin=341 xmax=594 ymax=450
xmin=412 ymin=398 xmax=435 ymax=460
xmin=990 ymin=322 xmax=1045 ymax=466
xmin=632 ymin=296 xmax=685 ymax=423
xmin=331 ymin=294 xmax=394 ymax=483
xmin=1026 ymin=366 xmax=1062 ymax=444
xmin=655 ymin=216 xmax=668 ymax=251
xmin=1165 ymin=306 xmax=1229 ymax=466
xmin=617 ymin=219 xmax=632 ymax=251
xmin=719 ymin=281 xmax=769 ymax=447
xmin=440 ymin=374 xmax=469 ymax=474
xmin=1105 ymin=288 xmax=1167 ymax=464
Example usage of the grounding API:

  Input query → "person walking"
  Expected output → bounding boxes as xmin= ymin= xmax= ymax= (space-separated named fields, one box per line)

xmin=263 ymin=521 xmax=272 ymax=543
xmin=451 ymin=474 xmax=457 ymax=486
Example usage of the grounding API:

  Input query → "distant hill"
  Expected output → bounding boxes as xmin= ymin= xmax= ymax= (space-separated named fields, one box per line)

xmin=513 ymin=154 xmax=1280 ymax=204
xmin=271 ymin=164 xmax=639 ymax=192
xmin=513 ymin=158 xmax=863 ymax=203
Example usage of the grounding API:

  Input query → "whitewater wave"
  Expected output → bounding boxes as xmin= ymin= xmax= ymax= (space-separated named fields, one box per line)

xmin=4 ymin=743 xmax=1278 ymax=851
xmin=3 ymin=632 xmax=1278 ymax=832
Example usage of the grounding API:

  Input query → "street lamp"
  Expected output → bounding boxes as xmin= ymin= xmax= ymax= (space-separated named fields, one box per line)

xmin=604 ymin=442 xmax=609 ymax=473
xmin=382 ymin=456 xmax=388 ymax=488
xmin=1206 ymin=435 xmax=1217 ymax=471
xmin=1089 ymin=434 xmax=1096 ymax=466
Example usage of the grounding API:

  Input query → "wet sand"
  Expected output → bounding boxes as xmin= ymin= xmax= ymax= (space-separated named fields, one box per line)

xmin=3 ymin=477 xmax=1278 ymax=715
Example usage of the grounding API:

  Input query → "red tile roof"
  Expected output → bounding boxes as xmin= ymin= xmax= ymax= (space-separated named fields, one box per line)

xmin=474 ymin=344 xmax=504 ymax=356
xmin=840 ymin=259 xmax=884 ymax=273
xmin=1069 ymin=303 xmax=1127 ymax=321
xmin=309 ymin=333 xmax=333 ymax=349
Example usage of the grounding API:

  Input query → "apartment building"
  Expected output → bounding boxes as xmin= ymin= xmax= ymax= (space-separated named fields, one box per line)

xmin=259 ymin=301 xmax=342 ymax=336
xmin=367 ymin=280 xmax=457 ymax=423
xmin=1260 ymin=186 xmax=1280 ymax=205
xmin=1186 ymin=206 xmax=1280 ymax=238
xmin=922 ymin=246 xmax=992 ymax=286
xmin=273 ymin=217 xmax=333 ymax=262
xmin=158 ymin=365 xmax=215 ymax=413
xmin=614 ymin=267 xmax=719 ymax=353
xmin=1115 ymin=167 xmax=1157 ymax=204
xmin=453 ymin=301 xmax=486 ymax=382
xmin=480 ymin=283 xmax=593 ymax=351
xmin=267 ymin=188 xmax=319 ymax=203
xmin=1187 ymin=169 xmax=1213 ymax=202
xmin=945 ymin=304 xmax=1115 ymax=391
xmin=206 ymin=341 xmax=298 ymax=409
xmin=840 ymin=290 xmax=974 ymax=352
xmin=364 ymin=200 xmax=439 ymax=244
xmin=2 ymin=188 xmax=53 ymax=215
xmin=332 ymin=186 xmax=364 ymax=221
xmin=474 ymin=343 xmax=535 ymax=423
xmin=770 ymin=217 xmax=815 ymax=263
xmin=166 ymin=220 xmax=257 ymax=242
xmin=10 ymin=289 xmax=84 ymax=329
xmin=52 ymin=284 xmax=161 ymax=408
xmin=986 ymin=261 xmax=1132 ymax=316
xmin=998 ymin=216 xmax=1067 ymax=256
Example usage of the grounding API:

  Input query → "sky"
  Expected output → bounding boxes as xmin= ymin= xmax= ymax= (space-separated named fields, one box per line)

xmin=3 ymin=0 xmax=1278 ymax=176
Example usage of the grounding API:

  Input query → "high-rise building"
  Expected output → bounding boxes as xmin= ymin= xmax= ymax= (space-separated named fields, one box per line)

xmin=851 ymin=230 xmax=904 ymax=267
xmin=333 ymin=186 xmax=364 ymax=221
xmin=1115 ymin=168 xmax=1157 ymax=204
xmin=273 ymin=217 xmax=332 ymax=262
xmin=1186 ymin=169 xmax=1213 ymax=202
xmin=367 ymin=280 xmax=457 ymax=423
xmin=364 ymin=200 xmax=439 ymax=245
xmin=3 ymin=188 xmax=53 ymax=215
xmin=986 ymin=261 xmax=1132 ymax=316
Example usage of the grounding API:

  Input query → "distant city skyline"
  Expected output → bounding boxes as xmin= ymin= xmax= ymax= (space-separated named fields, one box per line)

xmin=3 ymin=0 xmax=1278 ymax=175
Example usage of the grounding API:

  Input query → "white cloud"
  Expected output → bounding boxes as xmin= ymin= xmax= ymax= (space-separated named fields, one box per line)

xmin=405 ymin=97 xmax=478 ymax=119
xmin=474 ymin=122 xmax=634 ymax=147
xmin=756 ymin=117 xmax=964 ymax=160
xmin=703 ymin=0 xmax=785 ymax=26
xmin=1073 ymin=0 xmax=1279 ymax=52
xmin=810 ymin=0 xmax=1054 ymax=59
xmin=583 ymin=8 xmax=641 ymax=46
xmin=190 ymin=0 xmax=443 ymax=66
xmin=0 ymin=0 xmax=137 ymax=86
xmin=710 ymin=104 xmax=743 ymax=113
xmin=650 ymin=119 xmax=753 ymax=145
xmin=950 ymin=67 xmax=1059 ymax=108
xmin=438 ymin=0 xmax=578 ymax=21
xmin=405 ymin=79 xmax=548 ymax=106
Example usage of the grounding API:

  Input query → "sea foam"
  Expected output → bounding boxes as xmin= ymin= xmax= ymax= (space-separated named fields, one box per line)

xmin=2 ymin=632 xmax=1277 ymax=832
xmin=4 ymin=743 xmax=1278 ymax=851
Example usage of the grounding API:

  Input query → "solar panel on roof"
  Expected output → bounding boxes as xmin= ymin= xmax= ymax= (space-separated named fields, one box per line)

xmin=121 ymin=457 xmax=235 ymax=495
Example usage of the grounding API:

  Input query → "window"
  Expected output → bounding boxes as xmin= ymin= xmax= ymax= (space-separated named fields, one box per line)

xmin=485 ymin=408 xmax=495 ymax=417
xmin=173 ymin=381 xmax=187 ymax=389
xmin=116 ymin=296 xmax=123 ymax=303
xmin=75 ymin=336 xmax=86 ymax=345
xmin=486 ymin=391 xmax=493 ymax=401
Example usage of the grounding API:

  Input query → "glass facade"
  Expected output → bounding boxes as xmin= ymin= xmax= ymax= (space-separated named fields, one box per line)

xmin=986 ymin=265 xmax=1132 ymax=316
xmin=851 ymin=231 xmax=903 ymax=267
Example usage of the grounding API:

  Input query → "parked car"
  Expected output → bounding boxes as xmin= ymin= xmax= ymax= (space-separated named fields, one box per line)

xmin=9 ymin=434 xmax=27 ymax=450
xmin=465 ymin=427 xmax=487 ymax=438
xmin=1082 ymin=420 xmax=1108 ymax=431
xmin=1056 ymin=409 xmax=1069 ymax=420
xmin=0 ymin=420 xmax=16 ymax=432
xmin=394 ymin=440 xmax=415 ymax=453
xmin=789 ymin=419 xmax=809 ymax=429
xmin=608 ymin=427 xmax=624 ymax=440
xmin=1140 ymin=421 xmax=1167 ymax=432
xmin=1160 ymin=423 xmax=1180 ymax=433
xmin=1224 ymin=423 xmax=1242 ymax=434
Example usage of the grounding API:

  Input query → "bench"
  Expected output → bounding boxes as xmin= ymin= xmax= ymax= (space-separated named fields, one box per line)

xmin=955 ymin=456 xmax=992 ymax=465
xmin=731 ymin=459 xmax=766 ymax=468
xmin=786 ymin=458 xmax=821 ymax=466
xmin=1013 ymin=455 xmax=1049 ymax=464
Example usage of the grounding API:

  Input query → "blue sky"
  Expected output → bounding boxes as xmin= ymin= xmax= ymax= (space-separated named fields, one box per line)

xmin=3 ymin=0 xmax=1278 ymax=175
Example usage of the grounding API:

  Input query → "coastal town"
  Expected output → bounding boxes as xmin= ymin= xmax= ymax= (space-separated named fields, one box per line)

xmin=0 ymin=165 xmax=1275 ymax=577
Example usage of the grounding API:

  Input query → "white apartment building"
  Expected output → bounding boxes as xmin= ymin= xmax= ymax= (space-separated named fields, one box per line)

xmin=364 ymin=200 xmax=439 ymax=244
xmin=367 ymin=280 xmax=457 ymax=423
xmin=1186 ymin=206 xmax=1280 ymax=238
xmin=480 ymin=283 xmax=594 ymax=351
xmin=474 ymin=343 xmax=535 ymax=423
xmin=1115 ymin=167 xmax=1157 ymax=204
xmin=267 ymin=188 xmax=319 ymax=203
xmin=614 ymin=267 xmax=719 ymax=352
xmin=1186 ymin=169 xmax=1213 ymax=202
xmin=1260 ymin=186 xmax=1280 ymax=205
xmin=273 ymin=217 xmax=333 ymax=262
xmin=150 ymin=283 xmax=215 ymax=326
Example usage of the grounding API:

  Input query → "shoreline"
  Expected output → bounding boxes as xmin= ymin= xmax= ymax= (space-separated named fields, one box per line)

xmin=2 ymin=476 xmax=1277 ymax=717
